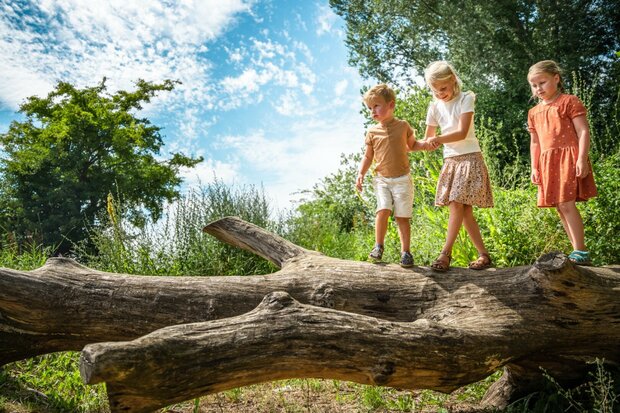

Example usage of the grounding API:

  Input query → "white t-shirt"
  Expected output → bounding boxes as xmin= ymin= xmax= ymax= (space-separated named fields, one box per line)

xmin=425 ymin=91 xmax=481 ymax=158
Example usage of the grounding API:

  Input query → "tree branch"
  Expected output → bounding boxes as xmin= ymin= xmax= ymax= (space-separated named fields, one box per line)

xmin=202 ymin=216 xmax=314 ymax=267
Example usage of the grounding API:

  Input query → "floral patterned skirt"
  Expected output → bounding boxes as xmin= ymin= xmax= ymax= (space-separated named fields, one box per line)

xmin=435 ymin=152 xmax=494 ymax=207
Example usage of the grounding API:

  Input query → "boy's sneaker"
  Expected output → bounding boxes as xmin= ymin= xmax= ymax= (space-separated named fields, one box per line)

xmin=368 ymin=244 xmax=384 ymax=261
xmin=400 ymin=251 xmax=414 ymax=268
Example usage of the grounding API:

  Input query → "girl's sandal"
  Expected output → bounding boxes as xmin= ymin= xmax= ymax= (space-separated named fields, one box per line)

xmin=431 ymin=252 xmax=451 ymax=272
xmin=469 ymin=253 xmax=492 ymax=270
xmin=568 ymin=250 xmax=592 ymax=266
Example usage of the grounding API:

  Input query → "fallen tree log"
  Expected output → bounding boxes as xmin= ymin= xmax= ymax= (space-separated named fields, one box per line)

xmin=2 ymin=217 xmax=619 ymax=411
xmin=80 ymin=291 xmax=501 ymax=412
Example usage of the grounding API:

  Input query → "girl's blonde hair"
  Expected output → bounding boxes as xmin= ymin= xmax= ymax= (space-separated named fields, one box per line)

xmin=527 ymin=60 xmax=565 ymax=96
xmin=424 ymin=61 xmax=462 ymax=96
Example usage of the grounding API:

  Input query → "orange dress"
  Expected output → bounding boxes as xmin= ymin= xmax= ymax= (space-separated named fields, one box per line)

xmin=527 ymin=94 xmax=597 ymax=207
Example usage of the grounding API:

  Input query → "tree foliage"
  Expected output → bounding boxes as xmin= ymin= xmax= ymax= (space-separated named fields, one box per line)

xmin=330 ymin=0 xmax=619 ymax=93
xmin=0 ymin=78 xmax=202 ymax=253
xmin=330 ymin=0 xmax=620 ymax=178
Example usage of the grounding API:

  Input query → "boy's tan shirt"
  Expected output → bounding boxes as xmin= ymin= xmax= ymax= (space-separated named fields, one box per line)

xmin=364 ymin=118 xmax=413 ymax=178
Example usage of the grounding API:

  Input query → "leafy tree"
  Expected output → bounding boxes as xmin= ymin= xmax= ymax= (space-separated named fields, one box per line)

xmin=330 ymin=0 xmax=620 ymax=181
xmin=331 ymin=0 xmax=619 ymax=94
xmin=0 ymin=78 xmax=202 ymax=253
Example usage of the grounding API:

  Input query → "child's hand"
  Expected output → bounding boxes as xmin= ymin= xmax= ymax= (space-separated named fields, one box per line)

xmin=426 ymin=138 xmax=441 ymax=150
xmin=576 ymin=157 xmax=589 ymax=178
xmin=531 ymin=169 xmax=541 ymax=185
xmin=420 ymin=138 xmax=440 ymax=151
xmin=426 ymin=136 xmax=441 ymax=147
xmin=355 ymin=173 xmax=364 ymax=192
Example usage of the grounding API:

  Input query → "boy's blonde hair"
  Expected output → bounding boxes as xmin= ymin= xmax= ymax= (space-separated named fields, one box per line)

xmin=528 ymin=60 xmax=565 ymax=96
xmin=424 ymin=61 xmax=462 ymax=96
xmin=363 ymin=84 xmax=396 ymax=105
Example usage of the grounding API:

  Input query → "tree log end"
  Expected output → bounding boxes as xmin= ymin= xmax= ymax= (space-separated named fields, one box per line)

xmin=533 ymin=251 xmax=569 ymax=272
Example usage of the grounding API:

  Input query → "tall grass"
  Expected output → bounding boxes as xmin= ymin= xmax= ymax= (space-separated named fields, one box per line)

xmin=0 ymin=238 xmax=51 ymax=270
xmin=80 ymin=179 xmax=279 ymax=276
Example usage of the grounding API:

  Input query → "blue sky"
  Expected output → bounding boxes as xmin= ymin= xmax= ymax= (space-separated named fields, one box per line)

xmin=0 ymin=0 xmax=371 ymax=210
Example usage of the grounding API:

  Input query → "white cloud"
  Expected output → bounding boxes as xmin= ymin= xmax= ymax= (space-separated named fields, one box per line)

xmin=219 ymin=37 xmax=317 ymax=109
xmin=274 ymin=90 xmax=300 ymax=116
xmin=315 ymin=4 xmax=339 ymax=36
xmin=180 ymin=157 xmax=240 ymax=188
xmin=334 ymin=79 xmax=349 ymax=97
xmin=0 ymin=0 xmax=254 ymax=110
xmin=218 ymin=111 xmax=366 ymax=209
xmin=222 ymin=68 xmax=269 ymax=94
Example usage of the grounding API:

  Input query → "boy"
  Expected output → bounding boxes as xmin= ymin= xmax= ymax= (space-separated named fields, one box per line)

xmin=355 ymin=84 xmax=436 ymax=267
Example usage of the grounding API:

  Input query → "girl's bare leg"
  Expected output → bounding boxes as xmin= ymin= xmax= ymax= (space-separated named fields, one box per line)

xmin=434 ymin=202 xmax=464 ymax=266
xmin=557 ymin=201 xmax=586 ymax=251
xmin=462 ymin=205 xmax=488 ymax=255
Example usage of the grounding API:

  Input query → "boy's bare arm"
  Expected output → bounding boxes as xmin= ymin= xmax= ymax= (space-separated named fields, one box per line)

xmin=411 ymin=139 xmax=440 ymax=151
xmin=356 ymin=145 xmax=374 ymax=192
xmin=406 ymin=130 xmax=416 ymax=151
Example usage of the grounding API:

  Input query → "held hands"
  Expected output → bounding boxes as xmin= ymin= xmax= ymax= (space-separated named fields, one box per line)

xmin=420 ymin=137 xmax=441 ymax=151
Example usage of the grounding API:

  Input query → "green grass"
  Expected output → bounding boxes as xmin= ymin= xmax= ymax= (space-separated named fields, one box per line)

xmin=1 ymin=353 xmax=108 ymax=412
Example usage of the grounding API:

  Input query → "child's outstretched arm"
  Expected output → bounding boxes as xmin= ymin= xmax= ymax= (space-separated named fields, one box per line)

xmin=572 ymin=115 xmax=592 ymax=178
xmin=356 ymin=144 xmax=374 ymax=192
xmin=426 ymin=112 xmax=473 ymax=145
xmin=406 ymin=128 xmax=416 ymax=151
xmin=411 ymin=139 xmax=440 ymax=151
xmin=425 ymin=125 xmax=437 ymax=139
xmin=530 ymin=131 xmax=541 ymax=185
xmin=414 ymin=125 xmax=441 ymax=151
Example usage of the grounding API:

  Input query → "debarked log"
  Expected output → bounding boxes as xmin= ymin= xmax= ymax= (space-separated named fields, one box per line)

xmin=79 ymin=291 xmax=509 ymax=413
xmin=0 ymin=217 xmax=534 ymax=365
xmin=1 ymin=216 xmax=619 ymax=411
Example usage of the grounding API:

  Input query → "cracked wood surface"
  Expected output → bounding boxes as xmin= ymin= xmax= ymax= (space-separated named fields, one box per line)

xmin=1 ymin=216 xmax=619 ymax=412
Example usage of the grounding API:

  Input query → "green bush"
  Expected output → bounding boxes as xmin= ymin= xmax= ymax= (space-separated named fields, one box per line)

xmin=582 ymin=151 xmax=620 ymax=265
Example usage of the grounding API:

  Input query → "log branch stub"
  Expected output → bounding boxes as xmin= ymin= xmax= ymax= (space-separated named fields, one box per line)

xmin=202 ymin=216 xmax=315 ymax=267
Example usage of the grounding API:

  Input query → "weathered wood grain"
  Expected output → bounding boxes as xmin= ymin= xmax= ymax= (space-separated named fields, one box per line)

xmin=1 ymin=217 xmax=619 ymax=412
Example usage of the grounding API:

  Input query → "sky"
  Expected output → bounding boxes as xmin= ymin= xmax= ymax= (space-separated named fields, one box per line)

xmin=0 ymin=0 xmax=371 ymax=211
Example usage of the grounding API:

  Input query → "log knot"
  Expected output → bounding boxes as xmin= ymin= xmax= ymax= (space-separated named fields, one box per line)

xmin=372 ymin=360 xmax=396 ymax=386
xmin=310 ymin=283 xmax=335 ymax=308
xmin=34 ymin=257 xmax=92 ymax=275
xmin=260 ymin=291 xmax=297 ymax=310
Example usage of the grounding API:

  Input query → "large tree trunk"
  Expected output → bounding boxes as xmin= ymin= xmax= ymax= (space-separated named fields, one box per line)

xmin=2 ymin=217 xmax=619 ymax=412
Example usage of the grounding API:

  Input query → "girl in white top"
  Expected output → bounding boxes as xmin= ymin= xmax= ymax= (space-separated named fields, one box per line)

xmin=424 ymin=61 xmax=494 ymax=272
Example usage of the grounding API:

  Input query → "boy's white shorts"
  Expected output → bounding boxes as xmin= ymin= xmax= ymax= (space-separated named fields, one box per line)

xmin=373 ymin=174 xmax=414 ymax=218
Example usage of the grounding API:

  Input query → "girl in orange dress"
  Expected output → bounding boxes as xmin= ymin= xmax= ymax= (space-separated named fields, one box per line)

xmin=527 ymin=60 xmax=598 ymax=265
